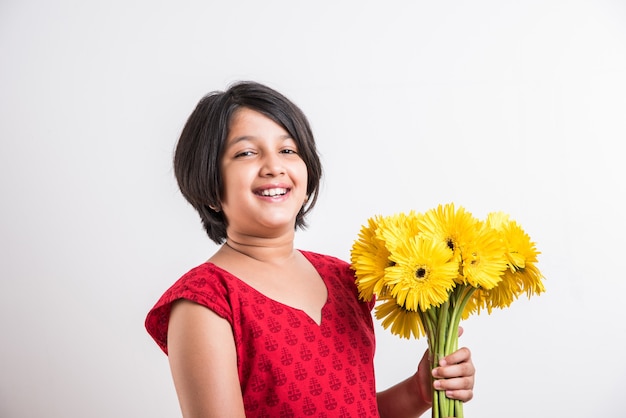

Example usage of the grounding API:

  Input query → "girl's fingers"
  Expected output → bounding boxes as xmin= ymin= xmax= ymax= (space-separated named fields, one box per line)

xmin=431 ymin=346 xmax=475 ymax=402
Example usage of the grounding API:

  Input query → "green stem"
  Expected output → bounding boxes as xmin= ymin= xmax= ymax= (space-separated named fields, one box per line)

xmin=446 ymin=286 xmax=475 ymax=353
xmin=436 ymin=300 xmax=451 ymax=418
xmin=425 ymin=307 xmax=438 ymax=341
xmin=455 ymin=399 xmax=463 ymax=418
xmin=420 ymin=308 xmax=439 ymax=418
xmin=441 ymin=285 xmax=476 ymax=418
xmin=425 ymin=285 xmax=477 ymax=418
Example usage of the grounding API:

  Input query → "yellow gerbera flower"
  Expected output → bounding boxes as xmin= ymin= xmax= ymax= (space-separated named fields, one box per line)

xmin=459 ymin=221 xmax=508 ymax=290
xmin=350 ymin=205 xmax=546 ymax=418
xmin=472 ymin=213 xmax=546 ymax=312
xmin=384 ymin=235 xmax=458 ymax=312
xmin=486 ymin=212 xmax=527 ymax=269
xmin=374 ymin=297 xmax=426 ymax=339
xmin=488 ymin=213 xmax=545 ymax=289
xmin=350 ymin=215 xmax=391 ymax=301
xmin=417 ymin=203 xmax=479 ymax=268
xmin=469 ymin=279 xmax=518 ymax=315
xmin=375 ymin=211 xmax=423 ymax=254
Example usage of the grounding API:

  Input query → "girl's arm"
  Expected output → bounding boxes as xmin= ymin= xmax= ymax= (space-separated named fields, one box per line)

xmin=167 ymin=299 xmax=246 ymax=418
xmin=376 ymin=347 xmax=475 ymax=418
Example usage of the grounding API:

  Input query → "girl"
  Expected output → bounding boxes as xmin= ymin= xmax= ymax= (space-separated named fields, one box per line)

xmin=145 ymin=81 xmax=475 ymax=417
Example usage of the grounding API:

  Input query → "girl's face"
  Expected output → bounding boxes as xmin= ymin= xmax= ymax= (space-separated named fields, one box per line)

xmin=219 ymin=107 xmax=308 ymax=240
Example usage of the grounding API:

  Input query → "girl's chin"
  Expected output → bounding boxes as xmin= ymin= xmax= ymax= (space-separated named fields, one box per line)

xmin=231 ymin=217 xmax=299 ymax=236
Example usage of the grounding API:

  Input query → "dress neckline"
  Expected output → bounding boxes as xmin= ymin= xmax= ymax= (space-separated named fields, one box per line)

xmin=204 ymin=250 xmax=330 ymax=326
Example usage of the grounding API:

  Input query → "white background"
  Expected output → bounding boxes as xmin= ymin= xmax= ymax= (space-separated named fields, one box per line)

xmin=1 ymin=1 xmax=625 ymax=417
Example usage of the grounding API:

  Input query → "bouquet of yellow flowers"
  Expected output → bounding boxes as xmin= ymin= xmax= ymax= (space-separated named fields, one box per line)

xmin=350 ymin=203 xmax=545 ymax=418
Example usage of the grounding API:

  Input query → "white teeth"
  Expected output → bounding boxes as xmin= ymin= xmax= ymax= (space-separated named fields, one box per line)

xmin=260 ymin=188 xmax=287 ymax=197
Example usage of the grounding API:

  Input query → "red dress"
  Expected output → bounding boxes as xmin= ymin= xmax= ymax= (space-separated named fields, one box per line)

xmin=145 ymin=250 xmax=379 ymax=418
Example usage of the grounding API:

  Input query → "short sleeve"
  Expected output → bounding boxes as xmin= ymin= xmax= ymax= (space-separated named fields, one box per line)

xmin=144 ymin=264 xmax=234 ymax=355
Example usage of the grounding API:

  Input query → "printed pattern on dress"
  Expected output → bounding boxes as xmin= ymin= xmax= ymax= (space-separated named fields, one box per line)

xmin=145 ymin=251 xmax=379 ymax=417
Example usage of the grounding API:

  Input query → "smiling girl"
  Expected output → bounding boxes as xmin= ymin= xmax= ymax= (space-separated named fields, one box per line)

xmin=145 ymin=81 xmax=475 ymax=418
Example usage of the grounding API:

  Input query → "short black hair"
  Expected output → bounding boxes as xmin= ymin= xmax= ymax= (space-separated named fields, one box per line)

xmin=173 ymin=81 xmax=323 ymax=244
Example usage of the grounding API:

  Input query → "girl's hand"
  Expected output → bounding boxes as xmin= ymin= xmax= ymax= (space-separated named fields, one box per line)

xmin=431 ymin=346 xmax=475 ymax=402
xmin=415 ymin=328 xmax=476 ymax=404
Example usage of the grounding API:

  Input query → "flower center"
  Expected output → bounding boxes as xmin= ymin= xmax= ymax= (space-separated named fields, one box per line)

xmin=415 ymin=267 xmax=427 ymax=280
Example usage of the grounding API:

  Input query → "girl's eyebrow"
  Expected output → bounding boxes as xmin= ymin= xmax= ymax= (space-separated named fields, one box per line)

xmin=227 ymin=134 xmax=293 ymax=146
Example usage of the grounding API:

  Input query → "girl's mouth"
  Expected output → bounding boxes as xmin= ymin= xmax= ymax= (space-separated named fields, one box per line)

xmin=257 ymin=187 xmax=288 ymax=197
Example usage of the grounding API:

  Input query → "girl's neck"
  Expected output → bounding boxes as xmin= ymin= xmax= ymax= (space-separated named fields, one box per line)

xmin=222 ymin=234 xmax=297 ymax=264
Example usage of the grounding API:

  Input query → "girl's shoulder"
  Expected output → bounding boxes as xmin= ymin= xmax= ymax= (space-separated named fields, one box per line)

xmin=299 ymin=249 xmax=351 ymax=270
xmin=144 ymin=262 xmax=236 ymax=354
xmin=299 ymin=250 xmax=356 ymax=289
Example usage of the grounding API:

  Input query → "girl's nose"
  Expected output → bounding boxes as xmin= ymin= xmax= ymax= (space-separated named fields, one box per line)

xmin=260 ymin=153 xmax=285 ymax=177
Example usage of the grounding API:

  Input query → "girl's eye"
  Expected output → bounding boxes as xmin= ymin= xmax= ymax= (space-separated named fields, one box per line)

xmin=280 ymin=149 xmax=298 ymax=155
xmin=234 ymin=150 xmax=255 ymax=158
